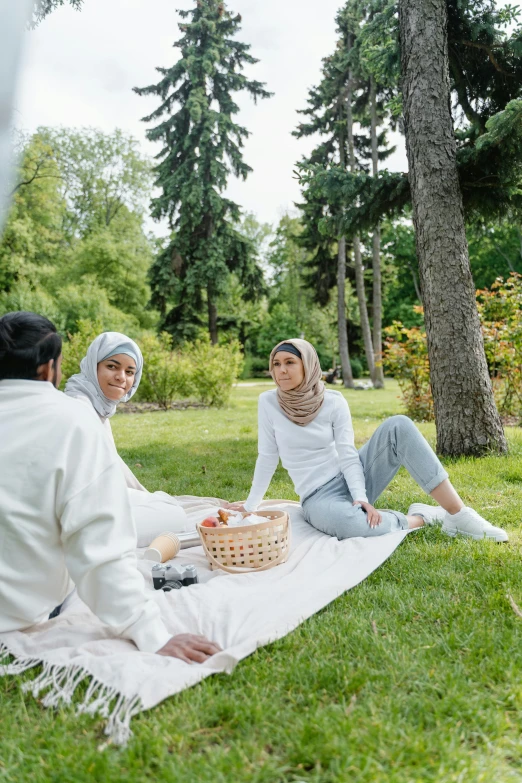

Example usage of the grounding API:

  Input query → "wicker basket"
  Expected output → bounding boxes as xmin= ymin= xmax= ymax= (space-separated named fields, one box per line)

xmin=197 ymin=510 xmax=290 ymax=574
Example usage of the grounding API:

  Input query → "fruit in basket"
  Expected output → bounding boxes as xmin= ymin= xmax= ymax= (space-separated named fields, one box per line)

xmin=217 ymin=508 xmax=230 ymax=524
xmin=201 ymin=516 xmax=220 ymax=527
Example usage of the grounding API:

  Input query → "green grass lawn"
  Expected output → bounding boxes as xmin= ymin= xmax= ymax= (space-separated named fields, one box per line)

xmin=2 ymin=381 xmax=522 ymax=782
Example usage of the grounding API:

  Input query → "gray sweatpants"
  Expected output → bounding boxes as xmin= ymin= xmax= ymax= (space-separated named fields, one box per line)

xmin=302 ymin=415 xmax=449 ymax=539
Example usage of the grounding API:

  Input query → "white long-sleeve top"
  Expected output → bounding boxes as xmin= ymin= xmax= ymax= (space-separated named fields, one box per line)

xmin=71 ymin=393 xmax=147 ymax=491
xmin=0 ymin=380 xmax=171 ymax=653
xmin=244 ymin=389 xmax=368 ymax=511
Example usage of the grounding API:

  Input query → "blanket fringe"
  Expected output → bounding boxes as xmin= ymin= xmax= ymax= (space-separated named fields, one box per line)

xmin=0 ymin=643 xmax=142 ymax=746
xmin=0 ymin=642 xmax=41 ymax=675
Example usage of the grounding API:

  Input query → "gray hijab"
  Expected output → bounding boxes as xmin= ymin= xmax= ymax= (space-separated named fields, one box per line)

xmin=64 ymin=332 xmax=143 ymax=419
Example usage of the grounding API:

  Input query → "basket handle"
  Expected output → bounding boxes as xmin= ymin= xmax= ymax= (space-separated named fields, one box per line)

xmin=197 ymin=523 xmax=291 ymax=575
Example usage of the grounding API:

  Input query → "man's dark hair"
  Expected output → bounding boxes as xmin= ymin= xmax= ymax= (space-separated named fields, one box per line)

xmin=0 ymin=312 xmax=62 ymax=381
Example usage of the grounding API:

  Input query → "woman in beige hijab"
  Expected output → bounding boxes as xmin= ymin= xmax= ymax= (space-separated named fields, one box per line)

xmin=229 ymin=338 xmax=508 ymax=541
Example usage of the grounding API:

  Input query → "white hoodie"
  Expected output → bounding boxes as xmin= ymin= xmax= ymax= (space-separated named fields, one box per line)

xmin=0 ymin=379 xmax=170 ymax=653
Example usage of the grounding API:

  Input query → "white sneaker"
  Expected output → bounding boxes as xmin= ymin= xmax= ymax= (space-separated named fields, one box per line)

xmin=442 ymin=506 xmax=508 ymax=542
xmin=407 ymin=503 xmax=445 ymax=526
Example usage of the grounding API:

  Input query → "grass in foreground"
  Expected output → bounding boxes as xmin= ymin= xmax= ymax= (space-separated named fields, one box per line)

xmin=1 ymin=381 xmax=522 ymax=783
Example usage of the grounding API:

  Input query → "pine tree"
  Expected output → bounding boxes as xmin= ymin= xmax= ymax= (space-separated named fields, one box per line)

xmin=295 ymin=3 xmax=394 ymax=387
xmin=294 ymin=47 xmax=368 ymax=387
xmin=134 ymin=1 xmax=271 ymax=343
xmin=303 ymin=0 xmax=522 ymax=238
xmin=342 ymin=0 xmax=398 ymax=389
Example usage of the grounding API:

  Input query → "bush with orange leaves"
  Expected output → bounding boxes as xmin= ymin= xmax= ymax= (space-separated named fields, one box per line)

xmin=384 ymin=275 xmax=522 ymax=422
xmin=383 ymin=306 xmax=434 ymax=422
xmin=477 ymin=274 xmax=522 ymax=419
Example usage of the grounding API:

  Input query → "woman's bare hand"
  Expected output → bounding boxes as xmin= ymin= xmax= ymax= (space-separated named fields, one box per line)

xmin=226 ymin=501 xmax=247 ymax=512
xmin=353 ymin=500 xmax=382 ymax=528
xmin=157 ymin=634 xmax=222 ymax=664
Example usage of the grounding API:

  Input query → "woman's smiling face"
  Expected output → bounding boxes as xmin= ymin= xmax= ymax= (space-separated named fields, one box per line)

xmin=97 ymin=354 xmax=137 ymax=401
xmin=272 ymin=351 xmax=305 ymax=391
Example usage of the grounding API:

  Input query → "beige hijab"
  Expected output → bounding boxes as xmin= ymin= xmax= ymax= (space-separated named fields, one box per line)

xmin=269 ymin=338 xmax=325 ymax=426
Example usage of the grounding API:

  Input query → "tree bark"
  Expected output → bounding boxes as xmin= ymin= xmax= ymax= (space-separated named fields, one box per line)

xmin=337 ymin=235 xmax=354 ymax=388
xmin=370 ymin=77 xmax=385 ymax=388
xmin=399 ymin=0 xmax=507 ymax=456
xmin=207 ymin=286 xmax=218 ymax=345
xmin=337 ymin=98 xmax=354 ymax=389
xmin=346 ymin=67 xmax=376 ymax=384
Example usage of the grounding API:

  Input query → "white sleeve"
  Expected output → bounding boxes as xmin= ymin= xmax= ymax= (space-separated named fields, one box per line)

xmin=102 ymin=417 xmax=148 ymax=492
xmin=244 ymin=397 xmax=280 ymax=512
xmin=58 ymin=429 xmax=171 ymax=653
xmin=332 ymin=394 xmax=368 ymax=503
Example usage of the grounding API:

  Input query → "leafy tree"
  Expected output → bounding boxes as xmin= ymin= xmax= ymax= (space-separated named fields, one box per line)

xmin=0 ymin=129 xmax=157 ymax=334
xmin=134 ymin=0 xmax=271 ymax=343
xmin=467 ymin=219 xmax=522 ymax=286
xmin=380 ymin=215 xmax=521 ymax=328
xmin=266 ymin=216 xmax=308 ymax=326
xmin=37 ymin=127 xmax=153 ymax=238
xmin=380 ymin=218 xmax=423 ymax=325
xmin=256 ymin=214 xmax=348 ymax=371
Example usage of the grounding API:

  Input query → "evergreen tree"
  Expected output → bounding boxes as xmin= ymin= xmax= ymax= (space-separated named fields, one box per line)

xmin=301 ymin=0 xmax=522 ymax=238
xmin=294 ymin=48 xmax=363 ymax=387
xmin=294 ymin=3 xmax=394 ymax=386
xmin=340 ymin=0 xmax=398 ymax=388
xmin=134 ymin=1 xmax=271 ymax=343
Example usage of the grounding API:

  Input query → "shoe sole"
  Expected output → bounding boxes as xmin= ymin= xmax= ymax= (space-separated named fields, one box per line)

xmin=442 ymin=526 xmax=508 ymax=543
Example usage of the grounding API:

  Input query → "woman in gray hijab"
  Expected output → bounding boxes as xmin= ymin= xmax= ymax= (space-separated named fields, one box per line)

xmin=65 ymin=332 xmax=225 ymax=547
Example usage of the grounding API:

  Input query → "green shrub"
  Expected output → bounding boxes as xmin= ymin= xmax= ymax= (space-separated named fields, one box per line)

xmin=477 ymin=274 xmax=522 ymax=418
xmin=184 ymin=338 xmax=244 ymax=406
xmin=59 ymin=324 xmax=244 ymax=409
xmin=350 ymin=357 xmax=364 ymax=379
xmin=241 ymin=355 xmax=269 ymax=379
xmin=383 ymin=311 xmax=434 ymax=422
xmin=137 ymin=333 xmax=194 ymax=409
xmin=383 ymin=276 xmax=522 ymax=422
xmin=60 ymin=318 xmax=105 ymax=388
xmin=137 ymin=334 xmax=244 ymax=408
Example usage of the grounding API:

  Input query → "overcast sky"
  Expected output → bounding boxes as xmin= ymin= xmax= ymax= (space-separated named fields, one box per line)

xmin=15 ymin=0 xmax=408 ymax=232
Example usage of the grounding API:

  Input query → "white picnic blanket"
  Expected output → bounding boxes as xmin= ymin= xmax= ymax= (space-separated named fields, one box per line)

xmin=0 ymin=502 xmax=409 ymax=745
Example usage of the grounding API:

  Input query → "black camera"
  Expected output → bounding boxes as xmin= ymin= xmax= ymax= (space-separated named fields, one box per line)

xmin=151 ymin=563 xmax=199 ymax=592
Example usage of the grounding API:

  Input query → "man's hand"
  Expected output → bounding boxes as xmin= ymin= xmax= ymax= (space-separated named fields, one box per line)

xmin=157 ymin=634 xmax=222 ymax=664
xmin=353 ymin=500 xmax=382 ymax=529
xmin=226 ymin=501 xmax=247 ymax=512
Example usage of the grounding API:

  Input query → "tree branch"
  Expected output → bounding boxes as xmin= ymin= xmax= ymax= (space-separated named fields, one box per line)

xmin=460 ymin=40 xmax=515 ymax=77
xmin=9 ymin=159 xmax=62 ymax=196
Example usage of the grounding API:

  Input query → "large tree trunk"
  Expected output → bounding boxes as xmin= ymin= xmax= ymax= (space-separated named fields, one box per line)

xmin=337 ymin=235 xmax=355 ymax=388
xmin=207 ymin=286 xmax=218 ymax=345
xmin=346 ymin=67 xmax=376 ymax=384
xmin=399 ymin=0 xmax=507 ymax=456
xmin=370 ymin=77 xmax=385 ymax=388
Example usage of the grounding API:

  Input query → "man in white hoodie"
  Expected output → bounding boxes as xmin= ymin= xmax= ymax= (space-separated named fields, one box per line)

xmin=0 ymin=311 xmax=220 ymax=664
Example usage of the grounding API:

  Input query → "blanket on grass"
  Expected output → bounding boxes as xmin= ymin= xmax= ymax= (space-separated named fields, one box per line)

xmin=0 ymin=502 xmax=409 ymax=746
